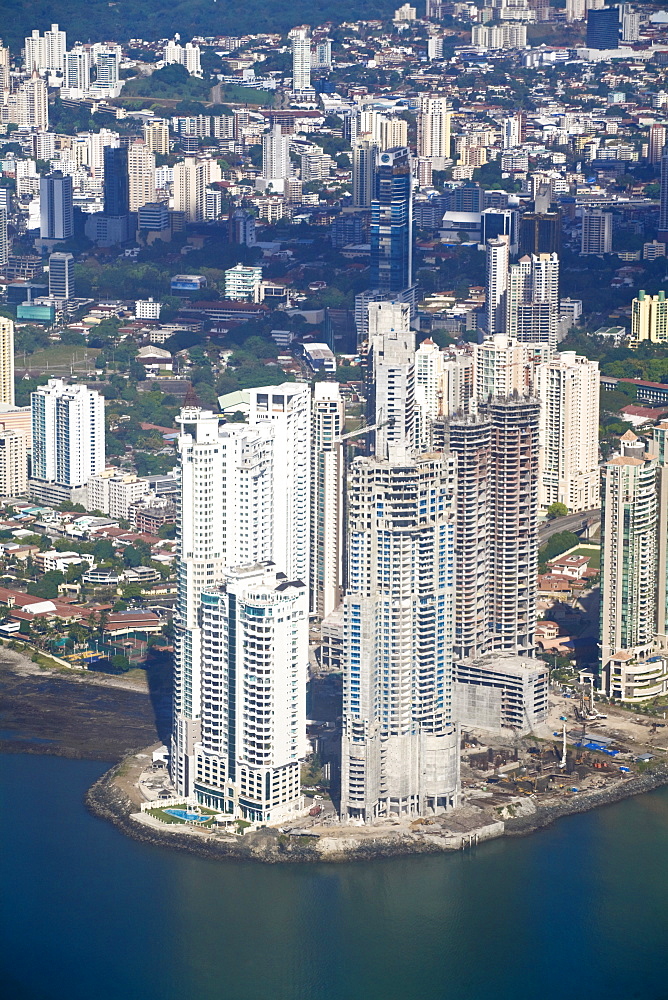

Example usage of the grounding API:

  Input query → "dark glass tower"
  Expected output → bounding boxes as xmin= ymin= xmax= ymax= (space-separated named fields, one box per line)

xmin=103 ymin=145 xmax=129 ymax=216
xmin=586 ymin=8 xmax=620 ymax=49
xmin=370 ymin=146 xmax=412 ymax=294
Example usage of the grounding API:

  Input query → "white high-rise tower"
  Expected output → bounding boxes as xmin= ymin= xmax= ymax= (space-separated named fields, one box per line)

xmin=30 ymin=380 xmax=105 ymax=487
xmin=289 ymin=25 xmax=313 ymax=95
xmin=311 ymin=383 xmax=344 ymax=620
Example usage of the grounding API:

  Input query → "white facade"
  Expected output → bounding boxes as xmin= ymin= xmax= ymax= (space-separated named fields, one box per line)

xmin=261 ymin=124 xmax=291 ymax=185
xmin=507 ymin=252 xmax=560 ymax=350
xmin=63 ymin=46 xmax=91 ymax=95
xmin=87 ymin=471 xmax=149 ymax=519
xmin=310 ymin=382 xmax=344 ymax=619
xmin=173 ymin=157 xmax=221 ymax=222
xmin=473 ymin=334 xmax=531 ymax=410
xmin=24 ymin=24 xmax=66 ymax=74
xmin=289 ymin=26 xmax=312 ymax=94
xmin=195 ymin=564 xmax=308 ymax=823
xmin=535 ymin=351 xmax=600 ymax=512
xmin=352 ymin=137 xmax=378 ymax=209
xmin=224 ymin=264 xmax=263 ymax=302
xmin=163 ymin=39 xmax=202 ymax=76
xmin=0 ymin=317 xmax=14 ymax=407
xmin=367 ymin=300 xmax=415 ymax=458
xmin=417 ymin=96 xmax=451 ymax=169
xmin=127 ymin=141 xmax=156 ymax=212
xmin=582 ymin=209 xmax=612 ymax=254
xmin=0 ymin=430 xmax=27 ymax=497
xmin=485 ymin=236 xmax=509 ymax=336
xmin=340 ymin=452 xmax=460 ymax=821
xmin=31 ymin=379 xmax=105 ymax=487
xmin=415 ymin=337 xmax=445 ymax=449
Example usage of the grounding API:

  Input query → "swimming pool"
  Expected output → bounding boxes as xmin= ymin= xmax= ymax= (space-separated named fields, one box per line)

xmin=164 ymin=808 xmax=208 ymax=823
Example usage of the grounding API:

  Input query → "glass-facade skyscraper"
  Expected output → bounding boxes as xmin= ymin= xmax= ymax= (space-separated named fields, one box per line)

xmin=370 ymin=146 xmax=413 ymax=294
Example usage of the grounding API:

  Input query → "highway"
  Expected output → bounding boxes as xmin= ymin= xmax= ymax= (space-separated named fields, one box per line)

xmin=539 ymin=509 xmax=601 ymax=546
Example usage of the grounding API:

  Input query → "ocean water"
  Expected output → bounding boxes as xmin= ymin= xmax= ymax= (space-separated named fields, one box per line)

xmin=2 ymin=753 xmax=668 ymax=1000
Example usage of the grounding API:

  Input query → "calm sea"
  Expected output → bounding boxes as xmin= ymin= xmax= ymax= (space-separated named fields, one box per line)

xmin=2 ymin=753 xmax=668 ymax=1000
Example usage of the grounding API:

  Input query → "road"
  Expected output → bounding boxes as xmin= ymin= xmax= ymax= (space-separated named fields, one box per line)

xmin=539 ymin=509 xmax=601 ymax=546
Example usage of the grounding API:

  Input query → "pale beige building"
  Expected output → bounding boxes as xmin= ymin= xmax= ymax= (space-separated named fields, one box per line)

xmin=0 ymin=429 xmax=27 ymax=497
xmin=0 ymin=317 xmax=15 ymax=406
xmin=535 ymin=351 xmax=600 ymax=512
xmin=630 ymin=290 xmax=668 ymax=347
xmin=127 ymin=140 xmax=156 ymax=213
xmin=143 ymin=120 xmax=170 ymax=156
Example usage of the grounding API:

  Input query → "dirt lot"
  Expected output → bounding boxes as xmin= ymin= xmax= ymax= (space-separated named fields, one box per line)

xmin=0 ymin=649 xmax=170 ymax=761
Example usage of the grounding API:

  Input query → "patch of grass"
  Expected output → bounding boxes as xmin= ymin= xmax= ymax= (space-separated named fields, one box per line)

xmin=19 ymin=345 xmax=101 ymax=373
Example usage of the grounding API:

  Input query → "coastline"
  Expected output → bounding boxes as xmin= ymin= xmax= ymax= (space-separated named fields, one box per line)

xmin=4 ymin=649 xmax=668 ymax=863
xmin=84 ymin=748 xmax=668 ymax=864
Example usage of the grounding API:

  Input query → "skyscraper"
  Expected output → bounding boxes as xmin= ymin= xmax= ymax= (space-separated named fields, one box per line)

xmin=143 ymin=120 xmax=170 ymax=156
xmin=261 ymin=124 xmax=291 ymax=188
xmin=417 ymin=95 xmax=451 ymax=170
xmin=24 ymin=23 xmax=66 ymax=74
xmin=63 ymin=46 xmax=90 ymax=94
xmin=485 ymin=236 xmax=510 ymax=336
xmin=352 ymin=136 xmax=379 ymax=209
xmin=586 ymin=7 xmax=620 ymax=48
xmin=366 ymin=300 xmax=415 ymax=457
xmin=173 ymin=157 xmax=221 ymax=222
xmin=127 ymin=140 xmax=156 ymax=212
xmin=195 ymin=564 xmax=308 ymax=822
xmin=648 ymin=123 xmax=666 ymax=166
xmin=31 ymin=380 xmax=105 ymax=487
xmin=582 ymin=208 xmax=612 ymax=254
xmin=519 ymin=212 xmax=561 ymax=256
xmin=0 ymin=316 xmax=14 ymax=406
xmin=472 ymin=335 xmax=532 ymax=410
xmin=507 ymin=252 xmax=560 ymax=350
xmin=370 ymin=147 xmax=413 ymax=294
xmin=103 ymin=145 xmax=129 ymax=216
xmin=415 ymin=338 xmax=445 ymax=449
xmin=289 ymin=26 xmax=312 ymax=94
xmin=310 ymin=382 xmax=344 ymax=619
xmin=659 ymin=148 xmax=668 ymax=243
xmin=535 ymin=351 xmax=600 ymax=512
xmin=0 ymin=208 xmax=8 ymax=272
xmin=630 ymin=290 xmax=668 ymax=346
xmin=486 ymin=396 xmax=540 ymax=656
xmin=600 ymin=432 xmax=662 ymax=699
xmin=340 ymin=450 xmax=460 ymax=821
xmin=0 ymin=430 xmax=27 ymax=498
xmin=48 ymin=252 xmax=74 ymax=301
xmin=40 ymin=171 xmax=74 ymax=240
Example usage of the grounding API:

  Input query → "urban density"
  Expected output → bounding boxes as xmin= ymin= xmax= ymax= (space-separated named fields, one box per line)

xmin=3 ymin=1 xmax=668 ymax=840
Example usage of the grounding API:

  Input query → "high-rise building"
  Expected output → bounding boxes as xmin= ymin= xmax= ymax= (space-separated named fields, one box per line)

xmin=582 ymin=208 xmax=612 ymax=254
xmin=48 ymin=252 xmax=74 ymax=301
xmin=0 ymin=429 xmax=27 ymax=497
xmin=415 ymin=337 xmax=445 ymax=448
xmin=63 ymin=46 xmax=90 ymax=93
xmin=127 ymin=140 xmax=156 ymax=212
xmin=289 ymin=26 xmax=312 ymax=94
xmin=0 ymin=39 xmax=9 ymax=93
xmin=659 ymin=148 xmax=668 ymax=243
xmin=619 ymin=3 xmax=639 ymax=42
xmin=163 ymin=39 xmax=202 ymax=76
xmin=600 ymin=432 xmax=664 ymax=699
xmin=6 ymin=75 xmax=49 ymax=130
xmin=31 ymin=380 xmax=105 ymax=487
xmin=535 ymin=351 xmax=600 ymax=512
xmin=370 ymin=147 xmax=413 ymax=294
xmin=519 ymin=211 xmax=561 ymax=256
xmin=24 ymin=24 xmax=66 ymax=74
xmin=473 ymin=334 xmax=531 ymax=409
xmin=310 ymin=382 xmax=344 ymax=619
xmin=566 ymin=0 xmax=586 ymax=20
xmin=352 ymin=136 xmax=378 ymax=208
xmin=630 ymin=290 xmax=668 ymax=346
xmin=143 ymin=120 xmax=170 ymax=156
xmin=103 ymin=145 xmax=129 ymax=216
xmin=417 ymin=96 xmax=451 ymax=170
xmin=648 ymin=124 xmax=666 ymax=165
xmin=586 ymin=7 xmax=620 ymax=48
xmin=194 ymin=564 xmax=308 ymax=822
xmin=223 ymin=264 xmax=263 ymax=302
xmin=0 ymin=208 xmax=8 ymax=272
xmin=261 ymin=124 xmax=291 ymax=186
xmin=507 ymin=252 xmax=560 ymax=350
xmin=40 ymin=171 xmax=74 ymax=240
xmin=173 ymin=157 xmax=221 ymax=222
xmin=485 ymin=236 xmax=510 ymax=336
xmin=340 ymin=450 xmax=460 ymax=821
xmin=92 ymin=44 xmax=121 ymax=91
xmin=366 ymin=300 xmax=415 ymax=457
xmin=0 ymin=316 xmax=14 ymax=406
xmin=481 ymin=209 xmax=518 ymax=255
xmin=486 ymin=396 xmax=540 ymax=656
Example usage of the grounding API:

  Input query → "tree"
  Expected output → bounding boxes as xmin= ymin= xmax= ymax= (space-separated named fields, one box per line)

xmin=546 ymin=502 xmax=569 ymax=520
xmin=93 ymin=539 xmax=115 ymax=562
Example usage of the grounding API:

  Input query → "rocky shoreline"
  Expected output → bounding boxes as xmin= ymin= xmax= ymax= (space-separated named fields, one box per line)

xmin=85 ymin=753 xmax=668 ymax=864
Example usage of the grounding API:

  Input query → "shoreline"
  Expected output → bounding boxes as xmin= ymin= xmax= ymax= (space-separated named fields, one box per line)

xmin=84 ymin=748 xmax=668 ymax=864
xmin=4 ymin=649 xmax=668 ymax=863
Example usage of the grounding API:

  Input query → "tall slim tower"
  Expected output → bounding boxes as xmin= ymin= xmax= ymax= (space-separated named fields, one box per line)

xmin=0 ymin=208 xmax=8 ymax=272
xmin=417 ymin=96 xmax=451 ymax=169
xmin=195 ymin=565 xmax=308 ymax=822
xmin=366 ymin=300 xmax=415 ymax=457
xmin=340 ymin=451 xmax=460 ymax=821
xmin=48 ymin=252 xmax=74 ymax=301
xmin=370 ymin=147 xmax=413 ymax=294
xmin=310 ymin=382 xmax=344 ymax=619
xmin=127 ymin=140 xmax=156 ymax=212
xmin=261 ymin=124 xmax=290 ymax=184
xmin=40 ymin=171 xmax=73 ymax=240
xmin=485 ymin=236 xmax=509 ymax=336
xmin=31 ymin=380 xmax=105 ymax=487
xmin=103 ymin=145 xmax=129 ymax=216
xmin=659 ymin=148 xmax=668 ymax=243
xmin=289 ymin=26 xmax=312 ymax=94
xmin=0 ymin=316 xmax=14 ymax=406
xmin=535 ymin=351 xmax=600 ymax=512
xmin=600 ymin=432 xmax=658 ymax=694
xmin=486 ymin=397 xmax=540 ymax=656
xmin=352 ymin=136 xmax=379 ymax=209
